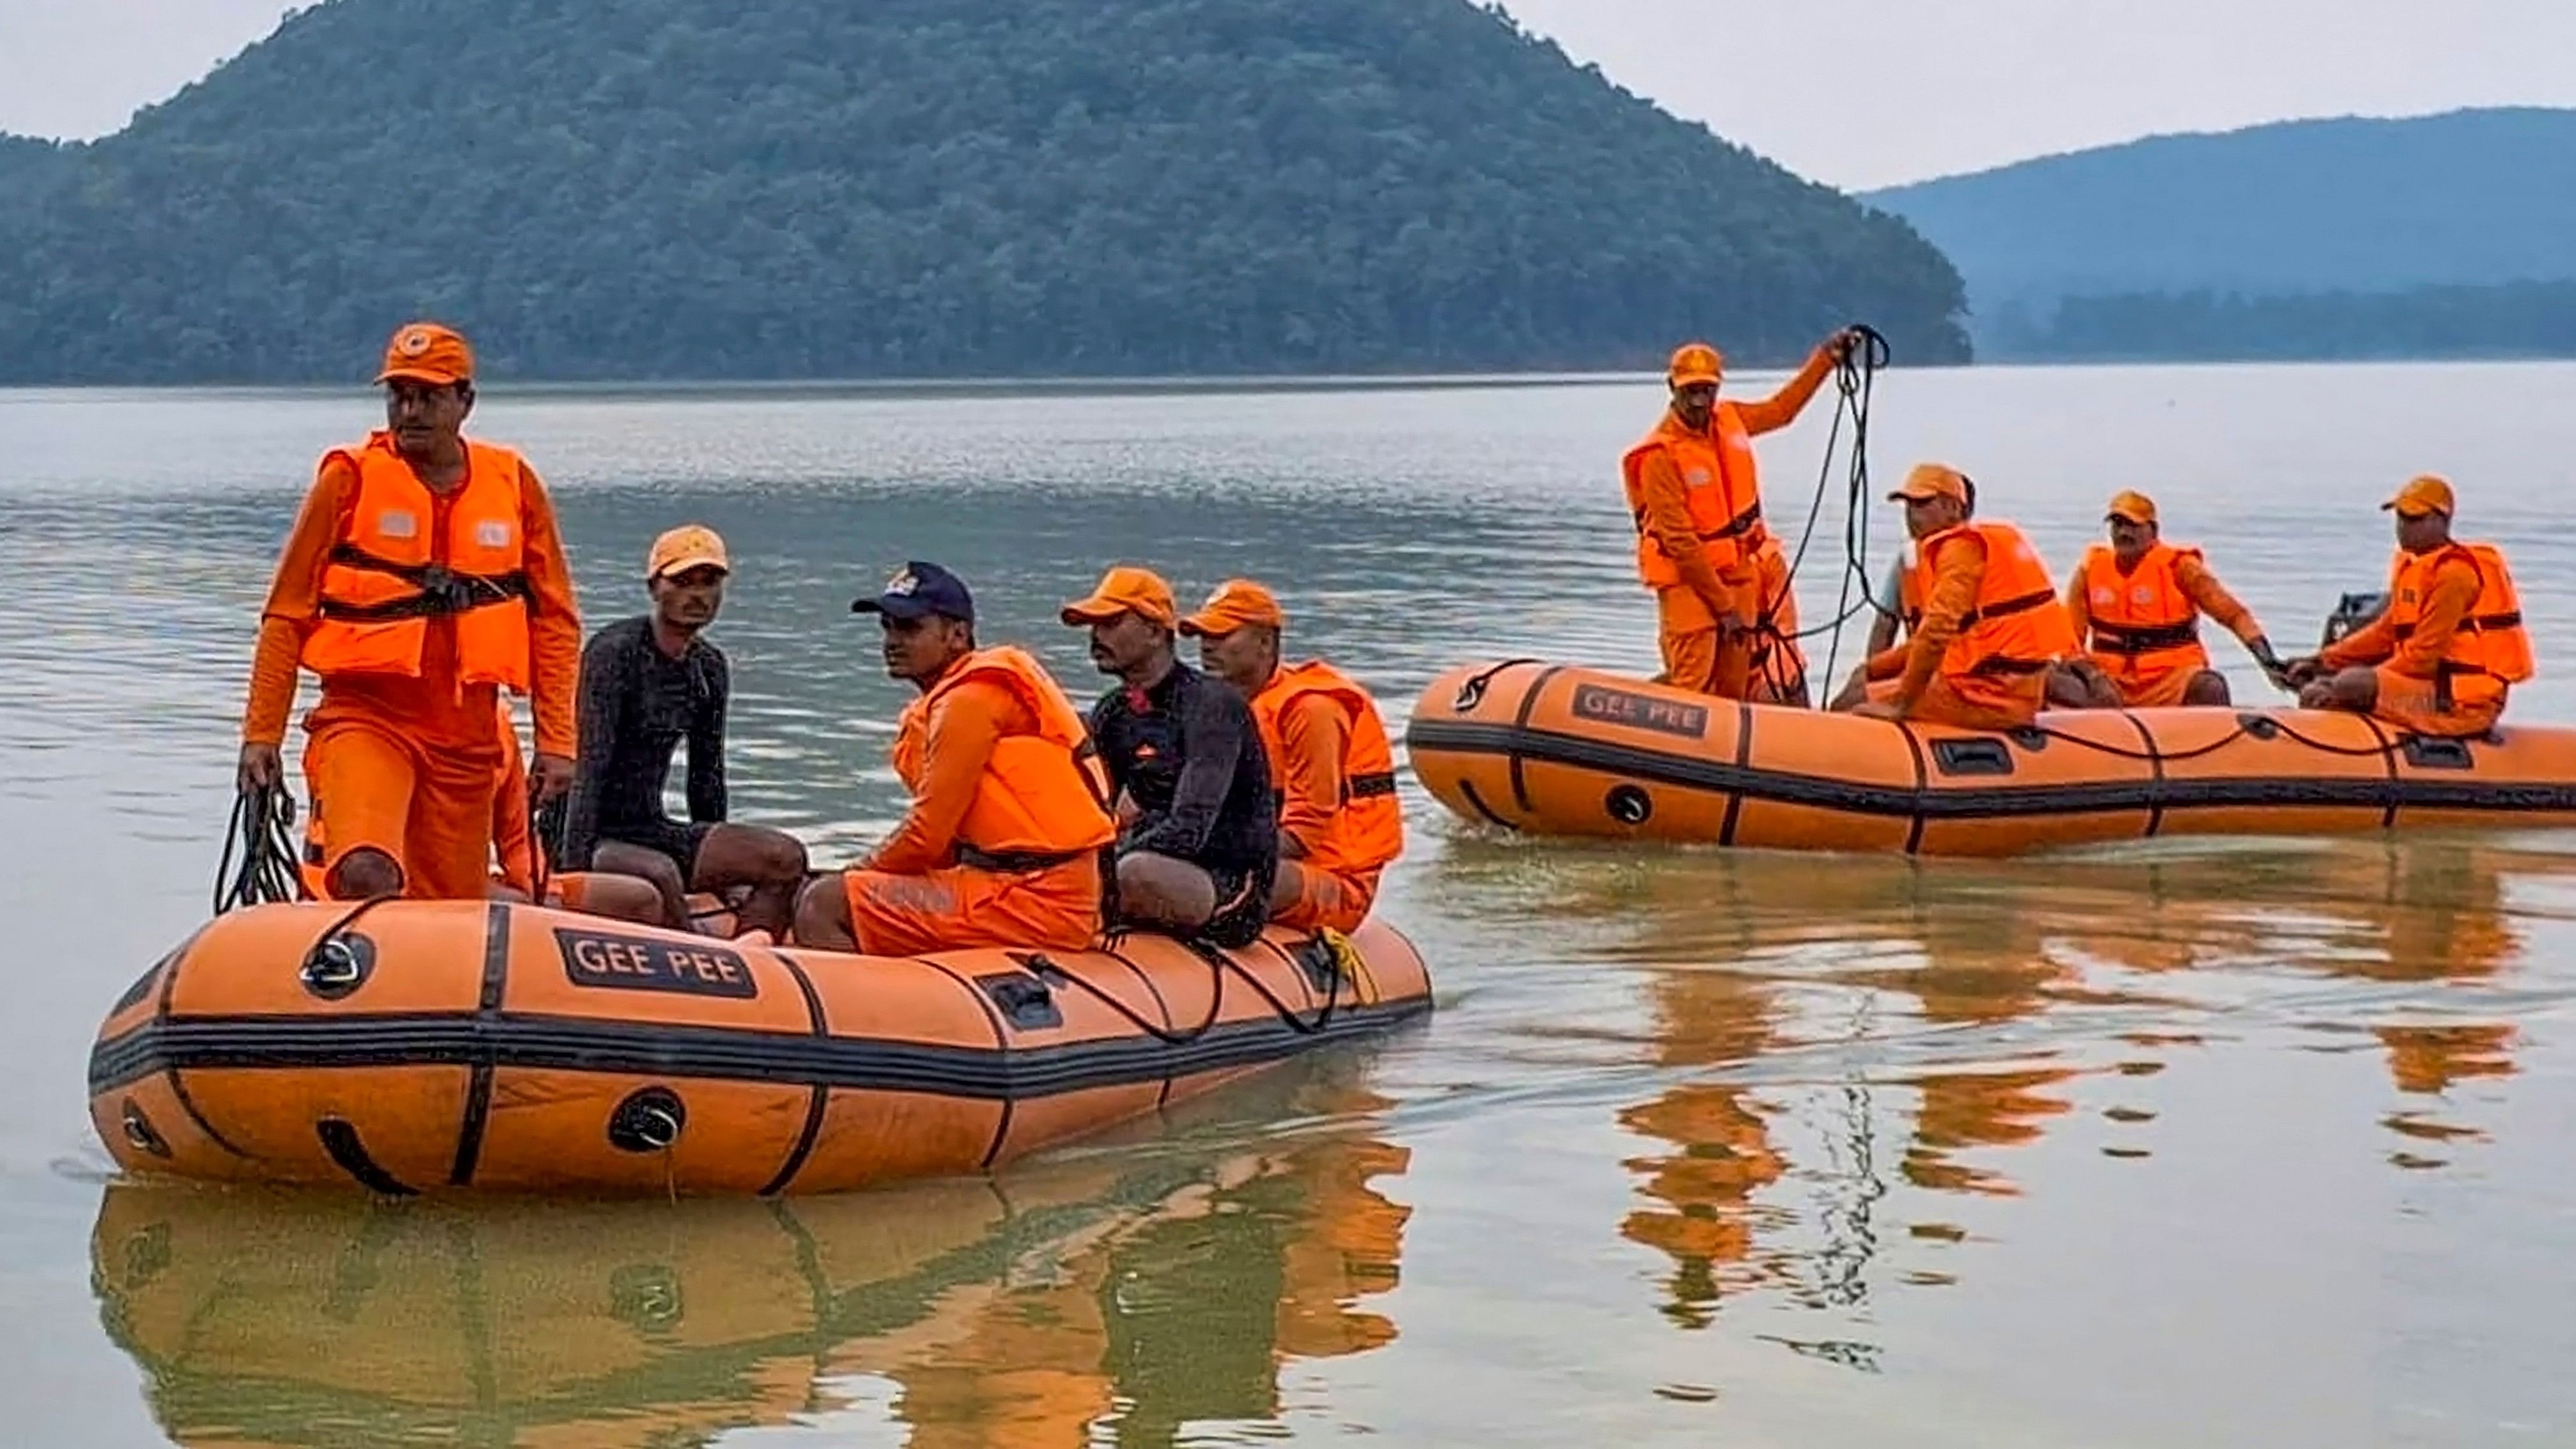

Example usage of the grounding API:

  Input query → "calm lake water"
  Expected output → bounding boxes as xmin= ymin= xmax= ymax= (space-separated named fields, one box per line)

xmin=8 ymin=362 xmax=2576 ymax=1446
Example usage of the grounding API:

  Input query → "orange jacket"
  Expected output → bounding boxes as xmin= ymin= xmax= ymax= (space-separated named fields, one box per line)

xmin=2069 ymin=541 xmax=2262 ymax=679
xmin=1619 ymin=349 xmax=1837 ymax=604
xmin=2323 ymin=542 xmax=2533 ymax=689
xmin=303 ymin=434 xmax=537 ymax=689
xmin=1873 ymin=521 xmax=2076 ymax=700
xmin=874 ymin=647 xmax=1117 ymax=874
xmin=1249 ymin=660 xmax=1403 ymax=876
xmin=245 ymin=437 xmax=582 ymax=758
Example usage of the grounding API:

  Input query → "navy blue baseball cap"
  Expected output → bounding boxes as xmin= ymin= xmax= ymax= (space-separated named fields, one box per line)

xmin=853 ymin=561 xmax=975 ymax=623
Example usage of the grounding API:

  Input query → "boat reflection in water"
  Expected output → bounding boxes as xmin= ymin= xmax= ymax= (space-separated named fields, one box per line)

xmin=90 ymin=1059 xmax=1409 ymax=1448
xmin=1449 ymin=833 xmax=2567 ymax=1334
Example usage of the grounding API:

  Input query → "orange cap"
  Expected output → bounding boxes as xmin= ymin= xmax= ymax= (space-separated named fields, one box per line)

xmin=1889 ymin=463 xmax=1971 ymax=505
xmin=646 ymin=524 xmax=730 ymax=580
xmin=2382 ymin=474 xmax=2456 ymax=518
xmin=1667 ymin=342 xmax=1725 ymax=387
xmin=2105 ymin=490 xmax=2158 ymax=525
xmin=1179 ymin=578 xmax=1286 ymax=638
xmin=1061 ymin=565 xmax=1177 ymax=629
xmin=375 ymin=321 xmax=475 ymax=386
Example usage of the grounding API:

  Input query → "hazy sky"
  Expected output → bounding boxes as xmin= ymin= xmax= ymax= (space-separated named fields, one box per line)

xmin=7 ymin=0 xmax=2575 ymax=188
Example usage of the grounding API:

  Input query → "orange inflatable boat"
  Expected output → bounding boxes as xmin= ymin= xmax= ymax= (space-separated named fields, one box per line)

xmin=89 ymin=901 xmax=1429 ymax=1196
xmin=1408 ymin=661 xmax=2576 ymax=857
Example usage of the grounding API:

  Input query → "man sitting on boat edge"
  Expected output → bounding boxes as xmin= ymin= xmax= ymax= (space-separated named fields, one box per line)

xmin=794 ymin=563 xmax=1115 ymax=954
xmin=2283 ymin=475 xmax=2533 ymax=739
xmin=1184 ymin=578 xmax=1404 ymax=936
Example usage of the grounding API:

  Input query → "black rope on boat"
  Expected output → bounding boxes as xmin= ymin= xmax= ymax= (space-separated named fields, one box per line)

xmin=215 ymin=783 xmax=305 ymax=915
xmin=1762 ymin=323 xmax=1888 ymax=700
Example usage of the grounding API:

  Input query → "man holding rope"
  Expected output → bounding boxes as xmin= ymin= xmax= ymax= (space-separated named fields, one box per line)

xmin=1621 ymin=329 xmax=1861 ymax=700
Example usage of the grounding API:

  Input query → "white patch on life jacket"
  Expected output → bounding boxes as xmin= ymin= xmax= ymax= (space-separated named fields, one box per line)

xmin=1685 ymin=468 xmax=1712 ymax=487
xmin=2091 ymin=588 xmax=2116 ymax=604
xmin=475 ymin=520 xmax=511 ymax=549
xmin=376 ymin=510 xmax=420 ymax=540
xmin=2131 ymin=587 xmax=2154 ymax=603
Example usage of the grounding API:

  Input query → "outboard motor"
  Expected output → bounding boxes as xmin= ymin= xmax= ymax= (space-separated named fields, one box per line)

xmin=2321 ymin=591 xmax=2387 ymax=648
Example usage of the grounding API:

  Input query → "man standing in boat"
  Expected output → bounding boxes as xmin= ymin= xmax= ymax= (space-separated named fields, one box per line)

xmin=2061 ymin=490 xmax=2287 ymax=708
xmin=1841 ymin=464 xmax=2080 ymax=730
xmin=794 ymin=563 xmax=1115 ymax=954
xmin=557 ymin=526 xmax=809 ymax=939
xmin=2283 ymin=476 xmax=2533 ymax=737
xmin=238 ymin=322 xmax=583 ymax=902
xmin=1621 ymin=329 xmax=1858 ymax=700
xmin=1182 ymin=578 xmax=1403 ymax=936
xmin=1064 ymin=566 xmax=1279 ymax=948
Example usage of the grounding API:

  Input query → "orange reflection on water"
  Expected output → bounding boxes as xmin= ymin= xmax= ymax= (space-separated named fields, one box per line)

xmin=92 ymin=1073 xmax=1412 ymax=1449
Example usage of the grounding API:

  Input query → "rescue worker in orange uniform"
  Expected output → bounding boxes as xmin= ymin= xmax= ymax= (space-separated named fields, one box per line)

xmin=1181 ymin=580 xmax=1404 ymax=935
xmin=2062 ymin=490 xmax=2285 ymax=708
xmin=795 ymin=563 xmax=1117 ymax=955
xmin=1842 ymin=464 xmax=2080 ymax=730
xmin=1622 ymin=330 xmax=1859 ymax=700
xmin=2283 ymin=476 xmax=2533 ymax=737
xmin=239 ymin=323 xmax=582 ymax=901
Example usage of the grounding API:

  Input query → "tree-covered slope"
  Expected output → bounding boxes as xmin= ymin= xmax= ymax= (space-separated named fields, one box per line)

xmin=0 ymin=0 xmax=1966 ymax=384
xmin=1868 ymin=107 xmax=2576 ymax=317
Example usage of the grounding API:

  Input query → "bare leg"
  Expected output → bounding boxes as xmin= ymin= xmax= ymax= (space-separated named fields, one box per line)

xmin=689 ymin=824 xmax=808 ymax=938
xmin=2300 ymin=666 xmax=2378 ymax=713
xmin=792 ymin=874 xmax=858 ymax=952
xmin=592 ymin=840 xmax=689 ymax=928
xmin=1115 ymin=852 xmax=1219 ymax=932
xmin=1828 ymin=665 xmax=1872 ymax=713
xmin=327 ymin=847 xmax=403 ymax=901
xmin=2048 ymin=663 xmax=2114 ymax=710
xmin=2182 ymin=670 xmax=2233 ymax=707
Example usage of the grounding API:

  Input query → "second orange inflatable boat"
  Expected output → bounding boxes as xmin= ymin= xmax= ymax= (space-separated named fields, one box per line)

xmin=1408 ymin=661 xmax=2576 ymax=856
xmin=90 ymin=901 xmax=1429 ymax=1196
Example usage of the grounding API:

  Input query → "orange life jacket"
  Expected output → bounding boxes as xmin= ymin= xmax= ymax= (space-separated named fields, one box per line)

xmin=299 ymin=432 xmax=535 ymax=691
xmin=2078 ymin=541 xmax=2211 ymax=677
xmin=304 ymin=700 xmax=530 ymax=899
xmin=895 ymin=647 xmax=1119 ymax=866
xmin=1620 ymin=403 xmax=1765 ymax=589
xmin=1249 ymin=660 xmax=1404 ymax=876
xmin=2387 ymin=541 xmax=2533 ymax=688
xmin=1912 ymin=520 xmax=2079 ymax=680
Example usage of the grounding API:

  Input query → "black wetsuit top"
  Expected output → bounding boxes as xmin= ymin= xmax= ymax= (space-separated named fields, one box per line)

xmin=559 ymin=616 xmax=728 ymax=871
xmin=1089 ymin=661 xmax=1277 ymax=880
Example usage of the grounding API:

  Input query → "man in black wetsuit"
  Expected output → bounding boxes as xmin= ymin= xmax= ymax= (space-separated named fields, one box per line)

xmin=559 ymin=526 xmax=807 ymax=937
xmin=1061 ymin=565 xmax=1278 ymax=948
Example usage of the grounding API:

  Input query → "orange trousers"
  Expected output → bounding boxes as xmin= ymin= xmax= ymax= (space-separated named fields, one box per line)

xmin=2368 ymin=668 xmax=2505 ymax=738
xmin=1866 ymin=670 xmax=2047 ymax=731
xmin=2100 ymin=660 xmax=2218 ymax=708
xmin=302 ymin=710 xmax=502 ymax=901
xmin=1656 ymin=586 xmax=1751 ymax=700
xmin=1274 ymin=863 xmax=1380 ymax=936
xmin=844 ymin=854 xmax=1103 ymax=956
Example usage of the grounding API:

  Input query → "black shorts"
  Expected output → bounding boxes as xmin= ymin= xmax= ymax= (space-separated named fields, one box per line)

xmin=598 ymin=820 xmax=717 ymax=882
xmin=1200 ymin=864 xmax=1275 ymax=950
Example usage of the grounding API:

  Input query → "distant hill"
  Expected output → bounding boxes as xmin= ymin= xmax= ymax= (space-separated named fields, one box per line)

xmin=0 ymin=0 xmax=1966 ymax=386
xmin=1866 ymin=107 xmax=2576 ymax=357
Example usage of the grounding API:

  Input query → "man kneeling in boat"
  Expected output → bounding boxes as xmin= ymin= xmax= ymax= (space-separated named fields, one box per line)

xmin=1841 ymin=464 xmax=2081 ymax=730
xmin=1066 ymin=566 xmax=1281 ymax=948
xmin=2282 ymin=476 xmax=2532 ymax=738
xmin=794 ymin=563 xmax=1115 ymax=954
xmin=1183 ymin=579 xmax=1404 ymax=935
xmin=2061 ymin=490 xmax=2286 ymax=709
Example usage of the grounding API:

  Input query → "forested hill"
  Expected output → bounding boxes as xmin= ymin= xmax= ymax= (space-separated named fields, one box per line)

xmin=0 ymin=0 xmax=1967 ymax=386
xmin=1867 ymin=107 xmax=2576 ymax=316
